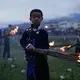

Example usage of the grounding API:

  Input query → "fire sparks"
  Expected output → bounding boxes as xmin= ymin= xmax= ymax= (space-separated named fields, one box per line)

xmin=49 ymin=41 xmax=55 ymax=47
xmin=9 ymin=26 xmax=19 ymax=36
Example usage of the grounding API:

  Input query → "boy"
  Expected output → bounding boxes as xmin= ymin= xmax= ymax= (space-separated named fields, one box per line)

xmin=20 ymin=9 xmax=49 ymax=80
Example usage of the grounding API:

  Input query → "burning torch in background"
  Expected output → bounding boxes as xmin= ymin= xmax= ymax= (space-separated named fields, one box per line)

xmin=60 ymin=45 xmax=72 ymax=52
xmin=9 ymin=26 xmax=19 ymax=36
xmin=60 ymin=42 xmax=80 ymax=52
xmin=0 ymin=26 xmax=19 ymax=38
xmin=59 ymin=44 xmax=80 ymax=63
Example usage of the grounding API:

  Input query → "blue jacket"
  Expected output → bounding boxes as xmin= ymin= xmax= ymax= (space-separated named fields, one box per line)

xmin=20 ymin=27 xmax=49 ymax=61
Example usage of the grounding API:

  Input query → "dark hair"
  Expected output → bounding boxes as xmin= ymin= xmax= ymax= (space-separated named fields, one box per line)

xmin=30 ymin=9 xmax=43 ymax=17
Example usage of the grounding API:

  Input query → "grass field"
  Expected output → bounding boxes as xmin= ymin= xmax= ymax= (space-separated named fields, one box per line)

xmin=0 ymin=36 xmax=80 ymax=80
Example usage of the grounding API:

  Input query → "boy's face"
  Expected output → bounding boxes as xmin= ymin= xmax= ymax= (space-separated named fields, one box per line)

xmin=30 ymin=12 xmax=43 ymax=26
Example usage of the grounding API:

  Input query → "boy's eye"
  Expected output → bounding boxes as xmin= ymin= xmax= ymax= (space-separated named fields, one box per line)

xmin=32 ymin=16 xmax=41 ymax=18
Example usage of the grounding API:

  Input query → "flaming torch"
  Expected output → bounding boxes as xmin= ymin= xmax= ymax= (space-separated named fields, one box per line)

xmin=27 ymin=48 xmax=80 ymax=63
xmin=0 ymin=26 xmax=19 ymax=38
xmin=60 ymin=42 xmax=80 ymax=51
xmin=60 ymin=45 xmax=72 ymax=52
xmin=9 ymin=26 xmax=19 ymax=36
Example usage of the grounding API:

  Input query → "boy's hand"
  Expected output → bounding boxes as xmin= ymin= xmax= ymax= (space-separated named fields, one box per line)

xmin=26 ymin=43 xmax=35 ymax=50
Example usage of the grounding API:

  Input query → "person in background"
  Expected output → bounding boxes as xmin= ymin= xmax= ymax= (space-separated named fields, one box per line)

xmin=3 ymin=24 xmax=13 ymax=58
xmin=75 ymin=35 xmax=80 ymax=54
xmin=0 ymin=29 xmax=3 ymax=57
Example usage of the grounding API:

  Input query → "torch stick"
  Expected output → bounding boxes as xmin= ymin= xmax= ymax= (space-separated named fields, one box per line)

xmin=50 ymin=43 xmax=80 ymax=48
xmin=28 ymin=48 xmax=79 ymax=63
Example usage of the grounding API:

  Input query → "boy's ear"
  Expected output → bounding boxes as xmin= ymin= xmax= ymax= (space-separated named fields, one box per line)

xmin=41 ymin=17 xmax=43 ymax=20
xmin=29 ymin=18 xmax=31 ymax=21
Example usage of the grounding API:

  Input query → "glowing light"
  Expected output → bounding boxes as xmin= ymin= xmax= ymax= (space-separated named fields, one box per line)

xmin=45 ymin=25 xmax=48 ymax=28
xmin=78 ymin=54 xmax=80 ymax=58
xmin=77 ymin=60 xmax=80 ymax=62
xmin=9 ymin=26 xmax=19 ymax=36
xmin=77 ymin=53 xmax=80 ymax=63
xmin=60 ymin=46 xmax=66 ymax=52
xmin=66 ymin=45 xmax=71 ymax=48
xmin=60 ymin=45 xmax=72 ymax=52
xmin=49 ymin=41 xmax=55 ymax=47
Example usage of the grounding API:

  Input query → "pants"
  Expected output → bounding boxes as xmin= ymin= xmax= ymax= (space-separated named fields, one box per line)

xmin=27 ymin=58 xmax=49 ymax=80
xmin=3 ymin=43 xmax=10 ymax=58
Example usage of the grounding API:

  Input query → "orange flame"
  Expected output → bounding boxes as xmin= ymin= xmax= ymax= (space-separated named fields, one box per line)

xmin=60 ymin=45 xmax=72 ymax=52
xmin=9 ymin=26 xmax=19 ymax=36
xmin=60 ymin=46 xmax=66 ymax=52
xmin=49 ymin=41 xmax=55 ymax=47
xmin=77 ymin=60 xmax=80 ymax=62
xmin=66 ymin=45 xmax=72 ymax=48
xmin=77 ymin=53 xmax=80 ymax=62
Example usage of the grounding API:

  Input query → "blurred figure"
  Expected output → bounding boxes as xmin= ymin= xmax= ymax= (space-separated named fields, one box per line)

xmin=3 ymin=24 xmax=13 ymax=58
xmin=0 ymin=29 xmax=3 ymax=57
xmin=75 ymin=35 xmax=80 ymax=53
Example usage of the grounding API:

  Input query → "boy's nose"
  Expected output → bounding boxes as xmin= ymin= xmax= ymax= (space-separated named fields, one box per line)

xmin=35 ymin=17 xmax=39 ymax=19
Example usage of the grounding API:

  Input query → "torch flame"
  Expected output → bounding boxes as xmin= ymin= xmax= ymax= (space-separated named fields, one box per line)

xmin=77 ymin=53 xmax=80 ymax=63
xmin=9 ymin=26 xmax=19 ymax=36
xmin=49 ymin=41 xmax=55 ymax=47
xmin=60 ymin=45 xmax=72 ymax=52
xmin=77 ymin=60 xmax=80 ymax=62
xmin=78 ymin=54 xmax=80 ymax=59
xmin=60 ymin=46 xmax=66 ymax=52
xmin=66 ymin=45 xmax=72 ymax=48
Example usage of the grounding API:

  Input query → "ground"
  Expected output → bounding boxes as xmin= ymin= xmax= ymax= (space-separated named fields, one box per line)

xmin=0 ymin=35 xmax=80 ymax=80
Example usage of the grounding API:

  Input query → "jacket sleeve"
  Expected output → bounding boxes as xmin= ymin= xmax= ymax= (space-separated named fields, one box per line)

xmin=20 ymin=30 xmax=29 ymax=50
